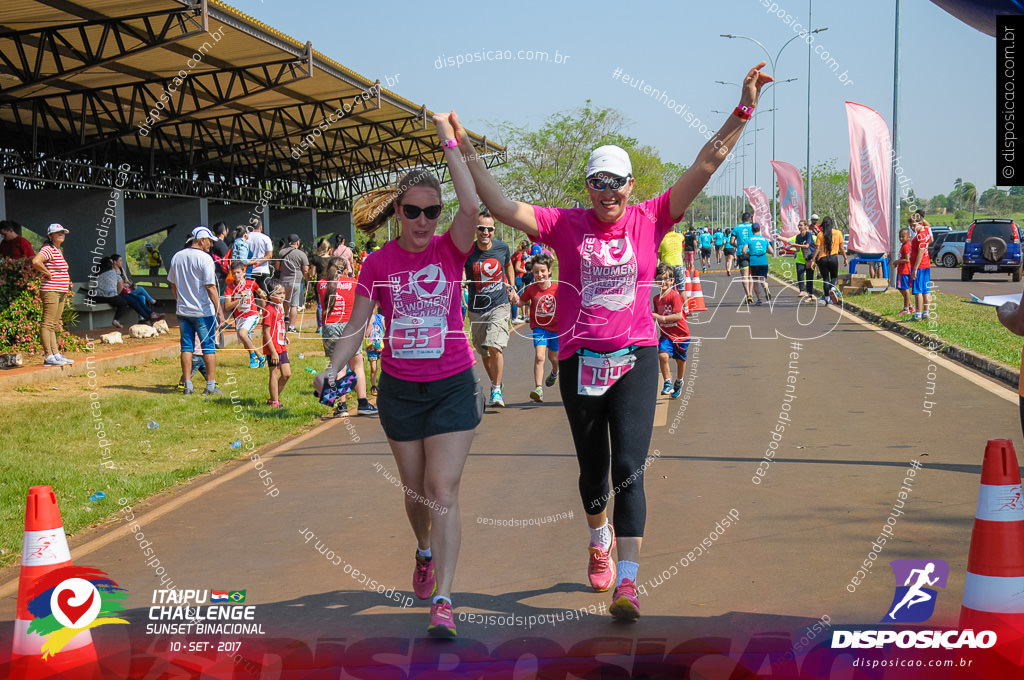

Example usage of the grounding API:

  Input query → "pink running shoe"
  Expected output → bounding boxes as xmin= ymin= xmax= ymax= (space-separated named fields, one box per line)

xmin=427 ymin=599 xmax=457 ymax=637
xmin=609 ymin=578 xmax=640 ymax=621
xmin=413 ymin=553 xmax=437 ymax=599
xmin=587 ymin=524 xmax=617 ymax=592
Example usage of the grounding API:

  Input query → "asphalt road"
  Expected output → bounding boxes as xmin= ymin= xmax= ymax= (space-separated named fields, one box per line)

xmin=928 ymin=262 xmax=1022 ymax=301
xmin=2 ymin=270 xmax=1021 ymax=678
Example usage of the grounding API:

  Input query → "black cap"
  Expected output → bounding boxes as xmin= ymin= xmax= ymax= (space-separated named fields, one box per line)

xmin=287 ymin=233 xmax=300 ymax=244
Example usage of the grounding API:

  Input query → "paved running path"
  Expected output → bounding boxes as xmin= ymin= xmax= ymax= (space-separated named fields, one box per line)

xmin=2 ymin=270 xmax=1020 ymax=676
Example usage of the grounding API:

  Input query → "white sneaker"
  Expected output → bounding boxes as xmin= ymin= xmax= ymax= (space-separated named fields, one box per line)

xmin=111 ymin=319 xmax=123 ymax=329
xmin=56 ymin=354 xmax=74 ymax=365
xmin=43 ymin=354 xmax=66 ymax=366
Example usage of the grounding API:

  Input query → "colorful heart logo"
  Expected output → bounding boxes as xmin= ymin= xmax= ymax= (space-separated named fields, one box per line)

xmin=50 ymin=578 xmax=101 ymax=629
xmin=57 ymin=589 xmax=94 ymax=626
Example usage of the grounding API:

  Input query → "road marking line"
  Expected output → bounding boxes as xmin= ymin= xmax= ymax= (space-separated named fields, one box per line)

xmin=0 ymin=416 xmax=347 ymax=599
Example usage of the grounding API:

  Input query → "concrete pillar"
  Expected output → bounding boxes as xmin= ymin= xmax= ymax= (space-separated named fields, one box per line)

xmin=6 ymin=188 xmax=125 ymax=283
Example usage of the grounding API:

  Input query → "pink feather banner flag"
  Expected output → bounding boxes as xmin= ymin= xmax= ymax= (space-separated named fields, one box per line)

xmin=845 ymin=101 xmax=891 ymax=253
xmin=742 ymin=186 xmax=773 ymax=236
xmin=770 ymin=160 xmax=806 ymax=238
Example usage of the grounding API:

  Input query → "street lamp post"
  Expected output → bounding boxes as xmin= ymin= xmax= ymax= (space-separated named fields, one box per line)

xmin=714 ymin=85 xmax=777 ymax=190
xmin=723 ymin=29 xmax=825 ymax=224
xmin=714 ymin=112 xmax=767 ymax=195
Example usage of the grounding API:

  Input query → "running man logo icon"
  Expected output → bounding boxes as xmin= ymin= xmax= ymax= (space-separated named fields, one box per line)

xmin=880 ymin=559 xmax=949 ymax=624
xmin=996 ymin=485 xmax=1023 ymax=511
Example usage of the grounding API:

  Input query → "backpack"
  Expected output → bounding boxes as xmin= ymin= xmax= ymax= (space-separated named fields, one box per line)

xmin=211 ymin=251 xmax=230 ymax=275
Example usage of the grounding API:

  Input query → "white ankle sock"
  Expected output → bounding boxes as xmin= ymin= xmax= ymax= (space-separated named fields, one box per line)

xmin=417 ymin=547 xmax=432 ymax=559
xmin=617 ymin=560 xmax=639 ymax=586
xmin=432 ymin=595 xmax=451 ymax=605
xmin=589 ymin=522 xmax=611 ymax=550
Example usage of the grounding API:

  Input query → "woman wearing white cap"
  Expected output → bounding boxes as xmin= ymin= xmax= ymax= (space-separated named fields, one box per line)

xmin=31 ymin=224 xmax=75 ymax=366
xmin=452 ymin=63 xmax=771 ymax=621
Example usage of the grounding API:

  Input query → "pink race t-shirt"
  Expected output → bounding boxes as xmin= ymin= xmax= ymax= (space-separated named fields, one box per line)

xmin=533 ymin=190 xmax=681 ymax=360
xmin=356 ymin=231 xmax=475 ymax=382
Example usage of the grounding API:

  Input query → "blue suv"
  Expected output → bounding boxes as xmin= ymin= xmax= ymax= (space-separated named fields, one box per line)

xmin=961 ymin=218 xmax=1021 ymax=282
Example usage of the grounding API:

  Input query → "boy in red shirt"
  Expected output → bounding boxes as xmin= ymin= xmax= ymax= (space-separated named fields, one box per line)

xmin=224 ymin=261 xmax=267 ymax=367
xmin=891 ymin=228 xmax=913 ymax=315
xmin=262 ymin=283 xmax=290 ymax=407
xmin=910 ymin=217 xmax=933 ymax=322
xmin=518 ymin=254 xmax=559 ymax=402
xmin=653 ymin=263 xmax=690 ymax=399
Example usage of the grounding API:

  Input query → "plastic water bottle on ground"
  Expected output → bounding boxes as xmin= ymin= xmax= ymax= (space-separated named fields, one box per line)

xmin=147 ymin=421 xmax=159 ymax=429
xmin=230 ymin=440 xmax=242 ymax=449
xmin=298 ymin=353 xmax=305 ymax=359
xmin=305 ymin=367 xmax=318 ymax=374
xmin=89 ymin=492 xmax=106 ymax=502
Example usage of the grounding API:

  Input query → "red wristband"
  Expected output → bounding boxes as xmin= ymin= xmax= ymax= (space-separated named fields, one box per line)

xmin=734 ymin=105 xmax=754 ymax=121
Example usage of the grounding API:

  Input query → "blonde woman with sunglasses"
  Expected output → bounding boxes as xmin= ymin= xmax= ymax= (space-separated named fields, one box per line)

xmin=324 ymin=112 xmax=484 ymax=637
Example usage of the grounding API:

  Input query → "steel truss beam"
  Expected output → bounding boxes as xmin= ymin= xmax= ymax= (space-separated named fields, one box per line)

xmin=0 ymin=1 xmax=209 ymax=98
xmin=2 ymin=46 xmax=313 ymax=168
xmin=1 ymin=154 xmax=351 ymax=211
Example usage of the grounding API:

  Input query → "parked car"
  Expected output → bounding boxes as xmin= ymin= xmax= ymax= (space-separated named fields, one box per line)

xmin=931 ymin=230 xmax=967 ymax=268
xmin=961 ymin=218 xmax=1022 ymax=281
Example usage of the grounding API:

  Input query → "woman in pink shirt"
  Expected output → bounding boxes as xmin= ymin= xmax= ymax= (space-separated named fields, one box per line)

xmin=323 ymin=113 xmax=482 ymax=637
xmin=452 ymin=63 xmax=771 ymax=621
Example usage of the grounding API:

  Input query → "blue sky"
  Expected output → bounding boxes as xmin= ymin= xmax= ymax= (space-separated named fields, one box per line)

xmin=238 ymin=0 xmax=996 ymax=201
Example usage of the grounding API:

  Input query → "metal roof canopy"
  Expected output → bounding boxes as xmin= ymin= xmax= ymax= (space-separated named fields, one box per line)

xmin=0 ymin=0 xmax=504 ymax=212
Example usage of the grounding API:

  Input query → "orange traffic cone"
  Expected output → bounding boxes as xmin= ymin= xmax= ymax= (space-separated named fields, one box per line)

xmin=685 ymin=268 xmax=706 ymax=311
xmin=11 ymin=486 xmax=98 ymax=680
xmin=958 ymin=439 xmax=1024 ymax=671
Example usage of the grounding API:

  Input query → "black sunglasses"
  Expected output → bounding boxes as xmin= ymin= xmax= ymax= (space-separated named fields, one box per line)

xmin=477 ymin=226 xmax=494 ymax=232
xmin=587 ymin=175 xmax=630 ymax=191
xmin=401 ymin=204 xmax=443 ymax=220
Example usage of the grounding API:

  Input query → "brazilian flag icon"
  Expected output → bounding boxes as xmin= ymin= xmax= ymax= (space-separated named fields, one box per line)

xmin=229 ymin=590 xmax=246 ymax=603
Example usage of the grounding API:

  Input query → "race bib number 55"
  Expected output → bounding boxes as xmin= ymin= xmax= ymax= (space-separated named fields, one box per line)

xmin=390 ymin=316 xmax=446 ymax=359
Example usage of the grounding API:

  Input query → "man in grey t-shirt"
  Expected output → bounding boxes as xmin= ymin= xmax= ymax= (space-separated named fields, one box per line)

xmin=168 ymin=226 xmax=225 ymax=396
xmin=247 ymin=219 xmax=274 ymax=293
xmin=464 ymin=210 xmax=518 ymax=407
xmin=278 ymin=234 xmax=309 ymax=332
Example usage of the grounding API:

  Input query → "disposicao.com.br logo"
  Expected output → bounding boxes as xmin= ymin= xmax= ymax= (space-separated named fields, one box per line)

xmin=26 ymin=565 xmax=128 ymax=658
xmin=832 ymin=559 xmax=996 ymax=650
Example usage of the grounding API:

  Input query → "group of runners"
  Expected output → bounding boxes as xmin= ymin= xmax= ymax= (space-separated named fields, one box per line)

xmin=658 ymin=218 xmax=777 ymax=306
xmin=318 ymin=62 xmax=771 ymax=637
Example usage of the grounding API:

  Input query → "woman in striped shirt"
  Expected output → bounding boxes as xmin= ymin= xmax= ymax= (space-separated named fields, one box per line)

xmin=31 ymin=224 xmax=75 ymax=367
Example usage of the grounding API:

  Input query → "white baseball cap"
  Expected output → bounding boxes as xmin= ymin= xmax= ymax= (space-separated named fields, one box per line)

xmin=187 ymin=226 xmax=215 ymax=243
xmin=810 ymin=213 xmax=820 ymax=220
xmin=586 ymin=145 xmax=632 ymax=179
xmin=46 ymin=223 xmax=68 ymax=235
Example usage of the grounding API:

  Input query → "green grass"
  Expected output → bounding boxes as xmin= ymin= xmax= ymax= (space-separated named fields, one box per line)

xmin=0 ymin=337 xmax=367 ymax=568
xmin=769 ymin=256 xmax=1020 ymax=367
